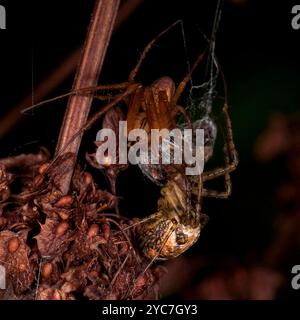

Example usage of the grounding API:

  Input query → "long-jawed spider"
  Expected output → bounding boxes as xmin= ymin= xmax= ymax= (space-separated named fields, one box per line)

xmin=24 ymin=21 xmax=238 ymax=261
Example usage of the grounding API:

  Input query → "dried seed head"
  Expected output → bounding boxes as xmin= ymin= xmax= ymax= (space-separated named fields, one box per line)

xmin=52 ymin=289 xmax=64 ymax=300
xmin=89 ymin=270 xmax=100 ymax=279
xmin=0 ymin=188 xmax=10 ymax=202
xmin=102 ymin=155 xmax=112 ymax=167
xmin=49 ymin=190 xmax=62 ymax=203
xmin=42 ymin=262 xmax=53 ymax=279
xmin=61 ymin=281 xmax=76 ymax=293
xmin=135 ymin=275 xmax=146 ymax=290
xmin=56 ymin=210 xmax=70 ymax=221
xmin=33 ymin=174 xmax=44 ymax=188
xmin=38 ymin=163 xmax=49 ymax=175
xmin=56 ymin=222 xmax=69 ymax=236
xmin=19 ymin=263 xmax=27 ymax=272
xmin=83 ymin=172 xmax=93 ymax=185
xmin=101 ymin=273 xmax=109 ymax=284
xmin=38 ymin=287 xmax=50 ymax=300
xmin=118 ymin=242 xmax=129 ymax=256
xmin=8 ymin=237 xmax=20 ymax=253
xmin=102 ymin=223 xmax=110 ymax=241
xmin=55 ymin=195 xmax=73 ymax=208
xmin=0 ymin=216 xmax=7 ymax=227
xmin=88 ymin=224 xmax=99 ymax=238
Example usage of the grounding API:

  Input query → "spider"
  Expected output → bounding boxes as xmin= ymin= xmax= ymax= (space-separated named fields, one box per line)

xmin=25 ymin=21 xmax=238 ymax=261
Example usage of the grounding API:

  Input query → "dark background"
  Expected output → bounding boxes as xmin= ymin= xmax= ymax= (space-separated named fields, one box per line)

xmin=0 ymin=0 xmax=300 ymax=299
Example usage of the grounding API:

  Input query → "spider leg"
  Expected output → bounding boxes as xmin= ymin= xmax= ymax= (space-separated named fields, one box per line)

xmin=46 ymin=83 xmax=141 ymax=174
xmin=201 ymin=147 xmax=232 ymax=199
xmin=195 ymin=175 xmax=203 ymax=217
xmin=202 ymin=154 xmax=236 ymax=182
xmin=22 ymin=82 xmax=132 ymax=113
xmin=202 ymin=156 xmax=232 ymax=199
xmin=85 ymin=152 xmax=103 ymax=170
xmin=129 ymin=20 xmax=182 ymax=81
xmin=193 ymin=142 xmax=232 ymax=199
xmin=202 ymin=103 xmax=238 ymax=182
xmin=202 ymin=188 xmax=230 ymax=199
xmin=193 ymin=102 xmax=238 ymax=199
xmin=79 ymin=83 xmax=142 ymax=133
xmin=172 ymin=48 xmax=208 ymax=105
xmin=93 ymin=94 xmax=111 ymax=101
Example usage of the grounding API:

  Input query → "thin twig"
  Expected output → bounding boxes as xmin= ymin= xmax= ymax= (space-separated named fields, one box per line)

xmin=55 ymin=0 xmax=120 ymax=194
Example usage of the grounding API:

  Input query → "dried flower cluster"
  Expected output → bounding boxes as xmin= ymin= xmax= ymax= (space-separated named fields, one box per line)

xmin=0 ymin=148 xmax=161 ymax=300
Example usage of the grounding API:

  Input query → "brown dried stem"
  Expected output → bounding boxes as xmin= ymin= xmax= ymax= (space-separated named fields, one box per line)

xmin=55 ymin=0 xmax=120 ymax=194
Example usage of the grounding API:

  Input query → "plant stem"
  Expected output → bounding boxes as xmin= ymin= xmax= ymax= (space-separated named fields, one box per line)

xmin=55 ymin=0 xmax=120 ymax=194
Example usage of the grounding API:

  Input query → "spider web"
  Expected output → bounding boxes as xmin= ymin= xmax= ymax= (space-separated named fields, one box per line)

xmin=180 ymin=0 xmax=224 ymax=160
xmin=138 ymin=1 xmax=224 ymax=184
xmin=182 ymin=0 xmax=223 ymax=122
